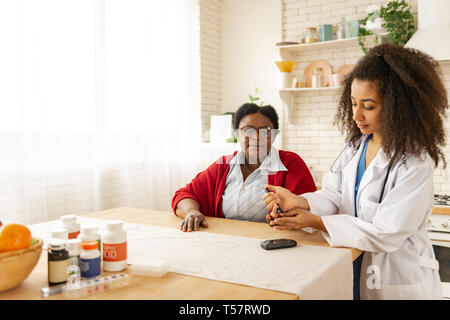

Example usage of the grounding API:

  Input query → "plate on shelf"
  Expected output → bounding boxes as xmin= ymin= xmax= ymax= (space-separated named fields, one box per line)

xmin=276 ymin=41 xmax=299 ymax=46
xmin=303 ymin=60 xmax=332 ymax=87
xmin=336 ymin=64 xmax=354 ymax=77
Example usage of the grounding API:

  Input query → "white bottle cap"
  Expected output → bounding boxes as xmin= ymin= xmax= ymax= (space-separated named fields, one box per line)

xmin=61 ymin=214 xmax=77 ymax=224
xmin=80 ymin=225 xmax=97 ymax=235
xmin=48 ymin=239 xmax=67 ymax=250
xmin=67 ymin=239 xmax=81 ymax=252
xmin=106 ymin=220 xmax=123 ymax=232
xmin=50 ymin=228 xmax=68 ymax=240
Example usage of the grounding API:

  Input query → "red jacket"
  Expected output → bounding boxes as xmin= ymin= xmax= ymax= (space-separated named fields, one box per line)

xmin=172 ymin=150 xmax=317 ymax=218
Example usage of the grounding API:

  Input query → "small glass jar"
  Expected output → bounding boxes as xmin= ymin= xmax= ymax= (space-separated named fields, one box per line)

xmin=298 ymin=74 xmax=307 ymax=88
xmin=311 ymin=67 xmax=324 ymax=88
xmin=305 ymin=27 xmax=319 ymax=43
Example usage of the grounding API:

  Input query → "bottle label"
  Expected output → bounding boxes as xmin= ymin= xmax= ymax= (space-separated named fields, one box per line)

xmin=80 ymin=257 xmax=101 ymax=278
xmin=48 ymin=260 xmax=69 ymax=284
xmin=103 ymin=242 xmax=127 ymax=262
xmin=68 ymin=231 xmax=80 ymax=239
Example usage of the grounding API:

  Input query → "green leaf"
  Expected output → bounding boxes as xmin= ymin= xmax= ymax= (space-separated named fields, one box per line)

xmin=358 ymin=0 xmax=415 ymax=52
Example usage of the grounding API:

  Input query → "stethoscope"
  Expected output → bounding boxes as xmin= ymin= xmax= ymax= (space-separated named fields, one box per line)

xmin=330 ymin=141 xmax=392 ymax=203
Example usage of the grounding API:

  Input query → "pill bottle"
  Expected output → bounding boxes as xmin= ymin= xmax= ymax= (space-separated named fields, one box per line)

xmin=50 ymin=228 xmax=68 ymax=242
xmin=80 ymin=241 xmax=101 ymax=279
xmin=61 ymin=214 xmax=80 ymax=239
xmin=102 ymin=220 xmax=127 ymax=272
xmin=67 ymin=238 xmax=81 ymax=267
xmin=78 ymin=225 xmax=101 ymax=258
xmin=48 ymin=239 xmax=69 ymax=286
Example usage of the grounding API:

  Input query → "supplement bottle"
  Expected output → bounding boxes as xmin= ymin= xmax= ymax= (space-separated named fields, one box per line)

xmin=61 ymin=214 xmax=80 ymax=239
xmin=80 ymin=241 xmax=101 ymax=279
xmin=50 ymin=228 xmax=68 ymax=242
xmin=67 ymin=238 xmax=81 ymax=267
xmin=48 ymin=239 xmax=69 ymax=286
xmin=102 ymin=220 xmax=127 ymax=272
xmin=78 ymin=225 xmax=101 ymax=258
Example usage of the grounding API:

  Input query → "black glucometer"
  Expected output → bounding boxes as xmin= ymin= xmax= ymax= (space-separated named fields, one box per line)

xmin=260 ymin=239 xmax=297 ymax=250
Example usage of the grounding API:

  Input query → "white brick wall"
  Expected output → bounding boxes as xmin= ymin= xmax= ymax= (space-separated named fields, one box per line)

xmin=199 ymin=0 xmax=223 ymax=142
xmin=281 ymin=0 xmax=450 ymax=195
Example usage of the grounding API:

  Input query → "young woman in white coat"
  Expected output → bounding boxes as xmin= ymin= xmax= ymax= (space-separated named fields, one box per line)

xmin=263 ymin=43 xmax=448 ymax=300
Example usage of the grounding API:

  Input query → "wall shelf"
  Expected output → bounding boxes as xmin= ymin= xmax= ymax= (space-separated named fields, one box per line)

xmin=280 ymin=87 xmax=342 ymax=124
xmin=276 ymin=35 xmax=387 ymax=124
xmin=278 ymin=34 xmax=383 ymax=60
xmin=280 ymin=87 xmax=342 ymax=92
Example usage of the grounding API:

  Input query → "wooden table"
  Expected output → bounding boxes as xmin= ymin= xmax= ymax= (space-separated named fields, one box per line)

xmin=432 ymin=207 xmax=450 ymax=215
xmin=0 ymin=207 xmax=361 ymax=300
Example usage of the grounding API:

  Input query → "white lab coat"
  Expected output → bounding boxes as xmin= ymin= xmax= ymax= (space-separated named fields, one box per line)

xmin=302 ymin=135 xmax=443 ymax=300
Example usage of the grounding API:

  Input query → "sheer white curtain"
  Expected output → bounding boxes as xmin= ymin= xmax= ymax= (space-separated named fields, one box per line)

xmin=0 ymin=0 xmax=210 ymax=224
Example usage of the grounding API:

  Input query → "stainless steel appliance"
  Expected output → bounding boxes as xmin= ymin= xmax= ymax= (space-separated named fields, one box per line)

xmin=429 ymin=194 xmax=450 ymax=299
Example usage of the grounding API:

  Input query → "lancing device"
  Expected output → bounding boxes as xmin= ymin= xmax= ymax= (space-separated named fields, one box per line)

xmin=265 ymin=188 xmax=283 ymax=214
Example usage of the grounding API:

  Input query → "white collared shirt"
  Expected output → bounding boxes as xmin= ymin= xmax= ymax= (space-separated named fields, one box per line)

xmin=221 ymin=147 xmax=288 ymax=222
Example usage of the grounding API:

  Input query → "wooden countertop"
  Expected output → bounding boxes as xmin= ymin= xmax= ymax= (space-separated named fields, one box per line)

xmin=0 ymin=207 xmax=362 ymax=300
xmin=432 ymin=206 xmax=450 ymax=215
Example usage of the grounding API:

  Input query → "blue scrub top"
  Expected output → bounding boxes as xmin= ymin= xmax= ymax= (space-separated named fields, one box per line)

xmin=353 ymin=134 xmax=373 ymax=300
xmin=354 ymin=134 xmax=373 ymax=217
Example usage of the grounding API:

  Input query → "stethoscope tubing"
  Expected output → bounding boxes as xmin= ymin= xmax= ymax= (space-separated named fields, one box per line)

xmin=330 ymin=142 xmax=392 ymax=204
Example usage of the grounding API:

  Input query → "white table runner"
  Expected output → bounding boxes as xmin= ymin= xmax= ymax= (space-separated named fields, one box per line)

xmin=30 ymin=216 xmax=353 ymax=299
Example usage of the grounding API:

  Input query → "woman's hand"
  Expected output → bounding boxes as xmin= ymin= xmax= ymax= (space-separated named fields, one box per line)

xmin=262 ymin=185 xmax=305 ymax=214
xmin=180 ymin=209 xmax=208 ymax=232
xmin=269 ymin=208 xmax=326 ymax=232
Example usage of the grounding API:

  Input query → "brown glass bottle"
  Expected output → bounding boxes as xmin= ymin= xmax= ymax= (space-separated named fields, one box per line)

xmin=48 ymin=240 xmax=69 ymax=286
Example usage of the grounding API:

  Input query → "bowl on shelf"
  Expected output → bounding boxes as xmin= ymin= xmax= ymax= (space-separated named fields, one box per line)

xmin=0 ymin=238 xmax=43 ymax=292
xmin=275 ymin=60 xmax=297 ymax=73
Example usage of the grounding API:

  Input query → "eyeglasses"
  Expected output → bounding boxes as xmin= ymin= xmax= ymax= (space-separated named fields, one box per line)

xmin=235 ymin=126 xmax=276 ymax=138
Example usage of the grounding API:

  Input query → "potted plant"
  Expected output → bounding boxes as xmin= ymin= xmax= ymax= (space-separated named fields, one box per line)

xmin=358 ymin=0 xmax=415 ymax=53
xmin=248 ymin=86 xmax=264 ymax=107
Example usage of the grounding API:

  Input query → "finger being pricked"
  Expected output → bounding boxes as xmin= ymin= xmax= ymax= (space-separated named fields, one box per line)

xmin=279 ymin=208 xmax=300 ymax=217
xmin=270 ymin=205 xmax=281 ymax=219
xmin=269 ymin=218 xmax=293 ymax=230
xmin=266 ymin=213 xmax=275 ymax=226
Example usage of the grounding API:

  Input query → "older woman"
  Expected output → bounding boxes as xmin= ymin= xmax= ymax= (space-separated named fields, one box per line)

xmin=172 ymin=103 xmax=316 ymax=232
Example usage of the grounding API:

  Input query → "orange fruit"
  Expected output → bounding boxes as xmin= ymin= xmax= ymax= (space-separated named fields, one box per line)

xmin=0 ymin=223 xmax=32 ymax=252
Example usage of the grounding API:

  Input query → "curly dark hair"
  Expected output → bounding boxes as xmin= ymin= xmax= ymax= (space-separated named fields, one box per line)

xmin=234 ymin=103 xmax=279 ymax=130
xmin=335 ymin=43 xmax=448 ymax=168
